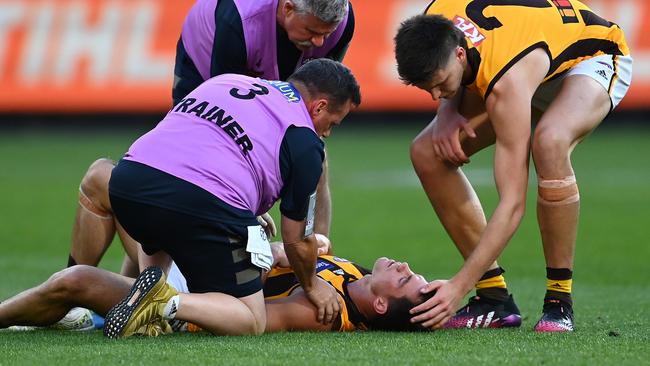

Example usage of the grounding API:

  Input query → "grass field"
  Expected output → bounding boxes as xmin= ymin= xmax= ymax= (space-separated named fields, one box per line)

xmin=0 ymin=121 xmax=649 ymax=365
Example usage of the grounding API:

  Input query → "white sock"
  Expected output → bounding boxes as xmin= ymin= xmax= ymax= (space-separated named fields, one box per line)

xmin=162 ymin=295 xmax=180 ymax=320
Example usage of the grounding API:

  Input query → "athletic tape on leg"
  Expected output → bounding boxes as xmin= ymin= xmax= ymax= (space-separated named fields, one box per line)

xmin=538 ymin=175 xmax=580 ymax=206
xmin=78 ymin=186 xmax=112 ymax=219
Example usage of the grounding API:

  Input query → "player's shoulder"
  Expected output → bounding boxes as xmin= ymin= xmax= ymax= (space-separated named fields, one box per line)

xmin=487 ymin=47 xmax=551 ymax=102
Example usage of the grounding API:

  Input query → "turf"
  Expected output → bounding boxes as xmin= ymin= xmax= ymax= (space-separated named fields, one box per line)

xmin=0 ymin=122 xmax=649 ymax=365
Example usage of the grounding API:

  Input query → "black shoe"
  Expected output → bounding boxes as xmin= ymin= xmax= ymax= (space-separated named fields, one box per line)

xmin=444 ymin=294 xmax=522 ymax=329
xmin=534 ymin=299 xmax=574 ymax=332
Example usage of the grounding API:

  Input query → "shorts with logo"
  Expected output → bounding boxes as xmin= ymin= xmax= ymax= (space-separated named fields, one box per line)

xmin=109 ymin=160 xmax=262 ymax=297
xmin=532 ymin=54 xmax=633 ymax=112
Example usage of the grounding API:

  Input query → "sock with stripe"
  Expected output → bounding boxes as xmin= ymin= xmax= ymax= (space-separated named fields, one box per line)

xmin=544 ymin=267 xmax=573 ymax=307
xmin=163 ymin=295 xmax=180 ymax=320
xmin=476 ymin=267 xmax=510 ymax=302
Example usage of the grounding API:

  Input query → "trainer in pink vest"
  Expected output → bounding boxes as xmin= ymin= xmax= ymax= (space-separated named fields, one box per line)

xmin=124 ymin=74 xmax=316 ymax=216
xmin=181 ymin=0 xmax=349 ymax=81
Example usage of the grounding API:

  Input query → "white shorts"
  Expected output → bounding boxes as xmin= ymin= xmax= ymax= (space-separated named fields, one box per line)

xmin=532 ymin=54 xmax=633 ymax=111
xmin=166 ymin=261 xmax=189 ymax=293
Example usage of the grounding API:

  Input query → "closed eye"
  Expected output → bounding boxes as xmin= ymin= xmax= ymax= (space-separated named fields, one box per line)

xmin=399 ymin=275 xmax=413 ymax=287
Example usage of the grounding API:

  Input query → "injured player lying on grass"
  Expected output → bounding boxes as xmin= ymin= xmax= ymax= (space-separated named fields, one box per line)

xmin=0 ymin=237 xmax=432 ymax=334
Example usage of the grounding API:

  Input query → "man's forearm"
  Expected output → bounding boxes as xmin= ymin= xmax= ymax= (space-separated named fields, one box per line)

xmin=452 ymin=200 xmax=525 ymax=292
xmin=314 ymin=185 xmax=331 ymax=236
xmin=314 ymin=152 xmax=331 ymax=236
xmin=283 ymin=236 xmax=319 ymax=292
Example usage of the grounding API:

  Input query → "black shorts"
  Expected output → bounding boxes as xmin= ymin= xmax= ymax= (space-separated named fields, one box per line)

xmin=109 ymin=161 xmax=262 ymax=297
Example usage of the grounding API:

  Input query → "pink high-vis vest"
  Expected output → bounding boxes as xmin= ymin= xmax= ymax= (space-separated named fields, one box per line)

xmin=181 ymin=0 xmax=349 ymax=81
xmin=124 ymin=74 xmax=316 ymax=216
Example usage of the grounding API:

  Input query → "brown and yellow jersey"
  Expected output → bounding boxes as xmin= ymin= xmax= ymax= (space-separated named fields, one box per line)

xmin=424 ymin=0 xmax=630 ymax=99
xmin=264 ymin=255 xmax=371 ymax=332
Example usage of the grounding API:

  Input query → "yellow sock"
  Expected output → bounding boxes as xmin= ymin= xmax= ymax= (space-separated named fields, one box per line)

xmin=546 ymin=278 xmax=572 ymax=293
xmin=476 ymin=274 xmax=507 ymax=290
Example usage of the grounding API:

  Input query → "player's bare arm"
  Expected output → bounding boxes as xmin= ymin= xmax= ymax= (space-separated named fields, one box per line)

xmin=412 ymin=48 xmax=551 ymax=328
xmin=265 ymin=290 xmax=336 ymax=332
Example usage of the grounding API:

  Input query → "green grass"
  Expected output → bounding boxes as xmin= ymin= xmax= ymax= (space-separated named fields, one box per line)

xmin=1 ymin=123 xmax=649 ymax=365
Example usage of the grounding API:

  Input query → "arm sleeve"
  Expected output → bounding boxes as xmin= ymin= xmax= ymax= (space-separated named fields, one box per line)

xmin=326 ymin=2 xmax=355 ymax=62
xmin=210 ymin=0 xmax=248 ymax=77
xmin=279 ymin=127 xmax=325 ymax=221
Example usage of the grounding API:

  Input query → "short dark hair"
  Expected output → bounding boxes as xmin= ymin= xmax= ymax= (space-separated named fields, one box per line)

xmin=288 ymin=59 xmax=361 ymax=110
xmin=394 ymin=14 xmax=467 ymax=86
xmin=367 ymin=291 xmax=435 ymax=332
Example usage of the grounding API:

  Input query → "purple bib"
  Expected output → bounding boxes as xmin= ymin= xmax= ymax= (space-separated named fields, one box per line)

xmin=124 ymin=74 xmax=316 ymax=215
xmin=181 ymin=0 xmax=349 ymax=80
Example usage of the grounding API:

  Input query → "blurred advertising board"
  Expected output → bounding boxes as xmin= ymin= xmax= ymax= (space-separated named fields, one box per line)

xmin=0 ymin=0 xmax=647 ymax=113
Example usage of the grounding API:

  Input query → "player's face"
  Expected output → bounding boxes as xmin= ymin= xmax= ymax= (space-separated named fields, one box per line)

xmin=312 ymin=99 xmax=354 ymax=138
xmin=370 ymin=257 xmax=428 ymax=303
xmin=417 ymin=48 xmax=465 ymax=101
xmin=283 ymin=9 xmax=338 ymax=50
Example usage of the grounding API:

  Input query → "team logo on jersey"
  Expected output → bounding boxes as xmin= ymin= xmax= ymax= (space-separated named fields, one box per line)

xmin=263 ymin=80 xmax=301 ymax=103
xmin=453 ymin=15 xmax=486 ymax=46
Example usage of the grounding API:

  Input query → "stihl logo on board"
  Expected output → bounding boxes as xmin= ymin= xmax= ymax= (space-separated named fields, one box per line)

xmin=453 ymin=15 xmax=485 ymax=46
xmin=0 ymin=0 xmax=173 ymax=85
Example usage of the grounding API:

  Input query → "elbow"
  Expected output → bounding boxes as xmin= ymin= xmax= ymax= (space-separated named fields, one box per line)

xmin=512 ymin=202 xmax=526 ymax=224
xmin=500 ymin=197 xmax=526 ymax=226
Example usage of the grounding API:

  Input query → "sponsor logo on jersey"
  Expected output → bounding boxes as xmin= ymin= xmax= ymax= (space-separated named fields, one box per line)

xmin=316 ymin=260 xmax=335 ymax=272
xmin=453 ymin=15 xmax=486 ymax=46
xmin=333 ymin=256 xmax=350 ymax=263
xmin=263 ymin=80 xmax=302 ymax=103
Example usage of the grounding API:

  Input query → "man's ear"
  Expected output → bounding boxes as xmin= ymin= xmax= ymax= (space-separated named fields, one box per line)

xmin=456 ymin=45 xmax=466 ymax=62
xmin=282 ymin=0 xmax=296 ymax=17
xmin=314 ymin=99 xmax=328 ymax=115
xmin=373 ymin=296 xmax=388 ymax=315
xmin=308 ymin=99 xmax=328 ymax=119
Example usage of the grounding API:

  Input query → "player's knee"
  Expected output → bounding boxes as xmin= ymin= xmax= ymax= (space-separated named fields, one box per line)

xmin=532 ymin=127 xmax=572 ymax=165
xmin=410 ymin=134 xmax=434 ymax=171
xmin=81 ymin=159 xmax=114 ymax=193
xmin=538 ymin=175 xmax=580 ymax=206
xmin=46 ymin=266 xmax=90 ymax=299
xmin=80 ymin=158 xmax=115 ymax=212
